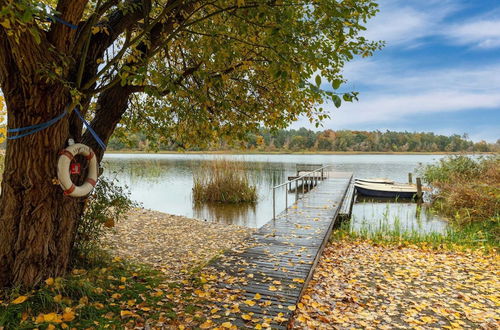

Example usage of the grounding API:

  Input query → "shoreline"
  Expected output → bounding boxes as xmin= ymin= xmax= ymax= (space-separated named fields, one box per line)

xmin=105 ymin=150 xmax=497 ymax=155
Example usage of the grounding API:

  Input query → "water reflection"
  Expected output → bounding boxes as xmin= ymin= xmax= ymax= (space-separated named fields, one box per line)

xmin=193 ymin=202 xmax=258 ymax=227
xmin=102 ymin=153 xmax=449 ymax=228
xmin=351 ymin=197 xmax=448 ymax=234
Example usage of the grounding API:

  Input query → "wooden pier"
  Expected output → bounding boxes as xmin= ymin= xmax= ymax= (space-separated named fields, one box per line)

xmin=211 ymin=172 xmax=353 ymax=328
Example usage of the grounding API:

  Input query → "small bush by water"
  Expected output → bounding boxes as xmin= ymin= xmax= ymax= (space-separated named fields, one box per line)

xmin=72 ymin=177 xmax=135 ymax=267
xmin=193 ymin=159 xmax=257 ymax=203
xmin=422 ymin=155 xmax=499 ymax=223
xmin=421 ymin=155 xmax=499 ymax=246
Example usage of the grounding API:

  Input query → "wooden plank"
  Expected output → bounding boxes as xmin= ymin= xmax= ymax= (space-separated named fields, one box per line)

xmin=338 ymin=180 xmax=356 ymax=224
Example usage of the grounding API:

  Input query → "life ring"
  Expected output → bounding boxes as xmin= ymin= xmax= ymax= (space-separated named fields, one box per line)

xmin=57 ymin=143 xmax=98 ymax=197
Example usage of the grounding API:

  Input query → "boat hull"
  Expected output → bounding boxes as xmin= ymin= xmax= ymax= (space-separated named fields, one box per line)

xmin=355 ymin=185 xmax=417 ymax=199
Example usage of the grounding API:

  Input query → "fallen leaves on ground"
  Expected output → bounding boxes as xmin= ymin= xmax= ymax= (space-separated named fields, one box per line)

xmin=292 ymin=239 xmax=500 ymax=329
xmin=103 ymin=208 xmax=254 ymax=280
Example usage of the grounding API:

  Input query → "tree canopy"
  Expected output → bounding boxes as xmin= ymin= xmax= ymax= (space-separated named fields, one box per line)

xmin=0 ymin=0 xmax=381 ymax=287
xmin=1 ymin=0 xmax=381 ymax=148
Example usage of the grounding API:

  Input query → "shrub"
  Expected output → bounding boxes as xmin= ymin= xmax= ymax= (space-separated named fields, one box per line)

xmin=72 ymin=176 xmax=136 ymax=267
xmin=421 ymin=155 xmax=499 ymax=235
xmin=193 ymin=159 xmax=257 ymax=203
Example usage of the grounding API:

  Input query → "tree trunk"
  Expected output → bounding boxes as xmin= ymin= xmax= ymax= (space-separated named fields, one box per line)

xmin=0 ymin=82 xmax=85 ymax=288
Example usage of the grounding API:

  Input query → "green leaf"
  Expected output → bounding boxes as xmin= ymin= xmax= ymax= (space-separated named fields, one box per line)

xmin=342 ymin=94 xmax=352 ymax=102
xmin=315 ymin=75 xmax=322 ymax=87
xmin=332 ymin=79 xmax=342 ymax=90
xmin=332 ymin=95 xmax=341 ymax=108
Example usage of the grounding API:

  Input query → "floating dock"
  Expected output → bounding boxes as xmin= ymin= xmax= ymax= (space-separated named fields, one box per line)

xmin=211 ymin=172 xmax=353 ymax=328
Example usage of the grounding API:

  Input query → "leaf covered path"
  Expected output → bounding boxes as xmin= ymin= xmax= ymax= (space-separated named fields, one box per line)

xmin=104 ymin=208 xmax=254 ymax=280
xmin=292 ymin=240 xmax=499 ymax=329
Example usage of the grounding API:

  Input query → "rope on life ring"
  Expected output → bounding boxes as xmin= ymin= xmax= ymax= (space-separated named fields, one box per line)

xmin=57 ymin=143 xmax=98 ymax=197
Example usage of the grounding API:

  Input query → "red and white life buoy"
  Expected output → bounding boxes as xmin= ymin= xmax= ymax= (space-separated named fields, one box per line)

xmin=57 ymin=143 xmax=98 ymax=197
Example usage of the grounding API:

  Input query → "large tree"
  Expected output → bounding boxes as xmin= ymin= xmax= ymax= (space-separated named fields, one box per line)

xmin=0 ymin=0 xmax=380 ymax=287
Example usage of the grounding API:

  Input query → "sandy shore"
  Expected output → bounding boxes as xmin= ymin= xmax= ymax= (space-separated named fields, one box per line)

xmin=103 ymin=208 xmax=254 ymax=280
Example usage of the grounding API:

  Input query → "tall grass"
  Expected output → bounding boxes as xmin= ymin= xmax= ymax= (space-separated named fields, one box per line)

xmin=420 ymin=155 xmax=499 ymax=244
xmin=193 ymin=159 xmax=257 ymax=203
xmin=421 ymin=155 xmax=499 ymax=222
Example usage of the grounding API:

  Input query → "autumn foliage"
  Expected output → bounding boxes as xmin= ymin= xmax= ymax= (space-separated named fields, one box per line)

xmin=423 ymin=156 xmax=499 ymax=243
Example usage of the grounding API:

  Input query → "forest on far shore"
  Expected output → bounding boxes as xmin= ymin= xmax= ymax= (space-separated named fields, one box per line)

xmin=109 ymin=128 xmax=499 ymax=153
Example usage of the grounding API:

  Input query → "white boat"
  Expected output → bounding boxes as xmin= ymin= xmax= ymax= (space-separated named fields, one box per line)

xmin=355 ymin=178 xmax=394 ymax=185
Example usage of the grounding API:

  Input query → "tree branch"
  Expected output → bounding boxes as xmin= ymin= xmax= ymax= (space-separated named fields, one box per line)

xmin=48 ymin=0 xmax=89 ymax=52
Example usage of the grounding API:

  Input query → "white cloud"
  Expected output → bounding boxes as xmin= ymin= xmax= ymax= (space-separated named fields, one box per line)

xmin=342 ymin=59 xmax=500 ymax=93
xmin=446 ymin=20 xmax=500 ymax=49
xmin=325 ymin=90 xmax=500 ymax=126
xmin=291 ymin=60 xmax=500 ymax=141
xmin=362 ymin=0 xmax=459 ymax=47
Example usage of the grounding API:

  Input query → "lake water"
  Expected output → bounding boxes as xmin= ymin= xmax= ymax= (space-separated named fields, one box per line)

xmin=102 ymin=153 xmax=449 ymax=231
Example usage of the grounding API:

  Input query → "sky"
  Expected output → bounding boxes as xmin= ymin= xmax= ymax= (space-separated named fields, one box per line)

xmin=291 ymin=0 xmax=500 ymax=142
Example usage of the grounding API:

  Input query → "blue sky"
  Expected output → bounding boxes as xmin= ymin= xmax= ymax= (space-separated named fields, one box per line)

xmin=292 ymin=0 xmax=500 ymax=142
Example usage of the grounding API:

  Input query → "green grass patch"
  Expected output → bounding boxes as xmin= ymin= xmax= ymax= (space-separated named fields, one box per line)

xmin=334 ymin=218 xmax=498 ymax=254
xmin=0 ymin=258 xmax=172 ymax=329
xmin=193 ymin=158 xmax=257 ymax=203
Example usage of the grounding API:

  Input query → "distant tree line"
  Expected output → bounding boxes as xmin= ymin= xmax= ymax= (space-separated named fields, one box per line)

xmin=108 ymin=128 xmax=499 ymax=153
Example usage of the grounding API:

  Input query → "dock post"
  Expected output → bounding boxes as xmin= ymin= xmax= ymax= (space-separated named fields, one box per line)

xmin=273 ymin=189 xmax=276 ymax=219
xmin=416 ymin=178 xmax=423 ymax=201
xmin=408 ymin=173 xmax=413 ymax=184
xmin=302 ymin=178 xmax=305 ymax=195
xmin=295 ymin=180 xmax=298 ymax=201
xmin=285 ymin=185 xmax=288 ymax=212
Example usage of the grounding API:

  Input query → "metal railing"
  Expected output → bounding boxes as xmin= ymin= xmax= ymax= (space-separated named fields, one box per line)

xmin=272 ymin=165 xmax=333 ymax=219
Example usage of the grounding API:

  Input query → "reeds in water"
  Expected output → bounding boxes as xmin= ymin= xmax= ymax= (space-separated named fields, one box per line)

xmin=193 ymin=159 xmax=257 ymax=203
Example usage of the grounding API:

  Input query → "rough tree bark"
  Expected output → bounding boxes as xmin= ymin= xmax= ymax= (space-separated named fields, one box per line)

xmin=0 ymin=0 xmax=199 ymax=287
xmin=0 ymin=0 xmax=140 ymax=287
xmin=0 ymin=26 xmax=84 ymax=286
xmin=0 ymin=32 xmax=140 ymax=289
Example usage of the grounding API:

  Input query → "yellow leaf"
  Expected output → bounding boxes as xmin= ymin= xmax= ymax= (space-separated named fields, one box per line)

xmin=0 ymin=20 xmax=11 ymax=29
xmin=244 ymin=299 xmax=256 ymax=306
xmin=255 ymin=324 xmax=262 ymax=330
xmin=221 ymin=321 xmax=232 ymax=328
xmin=12 ymin=296 xmax=28 ymax=304
xmin=62 ymin=309 xmax=76 ymax=322
xmin=47 ymin=325 xmax=56 ymax=330
xmin=43 ymin=312 xmax=62 ymax=323
xmin=269 ymin=286 xmax=278 ymax=291
xmin=254 ymin=293 xmax=262 ymax=300
xmin=45 ymin=277 xmax=54 ymax=286
xmin=120 ymin=310 xmax=134 ymax=318
xmin=287 ymin=305 xmax=296 ymax=311
xmin=421 ymin=316 xmax=433 ymax=323
xmin=200 ymin=320 xmax=213 ymax=329
xmin=35 ymin=314 xmax=45 ymax=324
xmin=242 ymin=314 xmax=252 ymax=320
xmin=91 ymin=26 xmax=100 ymax=34
xmin=292 ymin=278 xmax=304 ymax=283
xmin=54 ymin=294 xmax=62 ymax=303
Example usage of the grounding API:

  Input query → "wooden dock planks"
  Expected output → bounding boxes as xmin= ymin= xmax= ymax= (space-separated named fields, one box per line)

xmin=211 ymin=172 xmax=353 ymax=328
